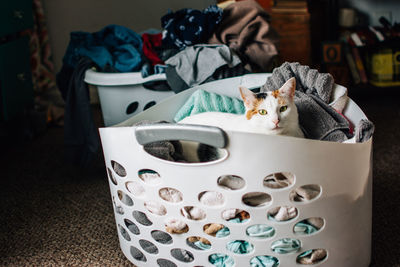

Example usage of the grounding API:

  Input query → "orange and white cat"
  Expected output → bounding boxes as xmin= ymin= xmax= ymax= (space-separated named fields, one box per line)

xmin=179 ymin=77 xmax=304 ymax=138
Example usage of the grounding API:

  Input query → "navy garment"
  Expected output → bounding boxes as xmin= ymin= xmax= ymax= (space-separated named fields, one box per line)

xmin=61 ymin=57 xmax=100 ymax=167
xmin=63 ymin=24 xmax=143 ymax=72
xmin=161 ymin=5 xmax=223 ymax=50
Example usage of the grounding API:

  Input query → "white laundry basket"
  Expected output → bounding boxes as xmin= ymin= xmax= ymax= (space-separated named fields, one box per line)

xmin=84 ymin=69 xmax=175 ymax=126
xmin=99 ymin=74 xmax=373 ymax=267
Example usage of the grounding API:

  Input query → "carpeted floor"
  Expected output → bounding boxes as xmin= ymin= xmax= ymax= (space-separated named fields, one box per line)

xmin=0 ymin=86 xmax=399 ymax=267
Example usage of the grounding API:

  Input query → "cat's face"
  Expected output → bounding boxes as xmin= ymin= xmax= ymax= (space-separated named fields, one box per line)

xmin=240 ymin=77 xmax=298 ymax=133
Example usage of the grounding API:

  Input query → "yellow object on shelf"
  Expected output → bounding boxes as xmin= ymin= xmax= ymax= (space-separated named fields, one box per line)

xmin=368 ymin=47 xmax=400 ymax=87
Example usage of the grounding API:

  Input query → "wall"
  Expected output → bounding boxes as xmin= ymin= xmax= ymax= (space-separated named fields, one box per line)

xmin=42 ymin=0 xmax=215 ymax=72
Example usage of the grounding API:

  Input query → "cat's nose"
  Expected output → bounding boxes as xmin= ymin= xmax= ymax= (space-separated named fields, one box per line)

xmin=273 ymin=119 xmax=280 ymax=126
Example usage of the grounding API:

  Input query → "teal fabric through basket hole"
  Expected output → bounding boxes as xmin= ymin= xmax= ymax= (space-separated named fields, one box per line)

xmin=209 ymin=253 xmax=234 ymax=267
xmin=250 ymin=255 xmax=280 ymax=267
xmin=226 ymin=240 xmax=254 ymax=254
xmin=215 ymin=226 xmax=230 ymax=237
xmin=271 ymin=238 xmax=301 ymax=254
xmin=246 ymin=224 xmax=275 ymax=238
xmin=294 ymin=222 xmax=318 ymax=235
xmin=194 ymin=241 xmax=211 ymax=250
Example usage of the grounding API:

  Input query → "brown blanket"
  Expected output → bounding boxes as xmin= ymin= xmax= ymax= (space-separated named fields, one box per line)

xmin=208 ymin=0 xmax=279 ymax=72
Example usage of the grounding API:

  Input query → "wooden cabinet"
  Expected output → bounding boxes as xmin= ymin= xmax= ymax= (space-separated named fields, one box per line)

xmin=270 ymin=4 xmax=312 ymax=65
xmin=0 ymin=0 xmax=34 ymax=121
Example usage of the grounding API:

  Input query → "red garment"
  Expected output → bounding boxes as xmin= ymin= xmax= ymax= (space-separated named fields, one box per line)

xmin=336 ymin=110 xmax=354 ymax=135
xmin=142 ymin=33 xmax=164 ymax=66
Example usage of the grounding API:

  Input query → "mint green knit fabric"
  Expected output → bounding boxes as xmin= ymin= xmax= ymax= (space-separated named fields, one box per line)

xmin=173 ymin=89 xmax=245 ymax=122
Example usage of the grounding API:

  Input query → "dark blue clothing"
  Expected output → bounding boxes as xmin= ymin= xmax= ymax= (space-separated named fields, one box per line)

xmin=62 ymin=57 xmax=100 ymax=167
xmin=63 ymin=24 xmax=143 ymax=72
xmin=161 ymin=5 xmax=223 ymax=50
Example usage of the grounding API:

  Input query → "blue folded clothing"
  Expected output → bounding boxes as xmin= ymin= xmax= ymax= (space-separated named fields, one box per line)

xmin=63 ymin=24 xmax=143 ymax=72
xmin=173 ymin=89 xmax=245 ymax=122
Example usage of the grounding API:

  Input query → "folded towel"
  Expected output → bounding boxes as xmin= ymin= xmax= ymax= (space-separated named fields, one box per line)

xmin=174 ymin=89 xmax=245 ymax=122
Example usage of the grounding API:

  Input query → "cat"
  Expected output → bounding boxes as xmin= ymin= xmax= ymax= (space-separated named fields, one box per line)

xmin=178 ymin=77 xmax=304 ymax=162
xmin=179 ymin=77 xmax=304 ymax=137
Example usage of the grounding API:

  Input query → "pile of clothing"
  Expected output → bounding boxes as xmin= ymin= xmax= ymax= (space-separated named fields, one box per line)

xmin=57 ymin=0 xmax=278 ymax=166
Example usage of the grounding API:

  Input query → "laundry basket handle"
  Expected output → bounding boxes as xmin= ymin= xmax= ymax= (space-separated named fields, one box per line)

xmin=135 ymin=124 xmax=228 ymax=148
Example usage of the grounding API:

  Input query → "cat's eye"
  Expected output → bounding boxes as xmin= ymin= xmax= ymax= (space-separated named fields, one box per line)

xmin=258 ymin=109 xmax=268 ymax=115
xmin=280 ymin=106 xmax=288 ymax=112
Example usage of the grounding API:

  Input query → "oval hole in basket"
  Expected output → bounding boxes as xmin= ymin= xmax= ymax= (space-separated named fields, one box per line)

xmin=242 ymin=192 xmax=272 ymax=207
xmin=142 ymin=140 xmax=227 ymax=164
xmin=186 ymin=236 xmax=212 ymax=250
xmin=117 ymin=190 xmax=134 ymax=206
xmin=294 ymin=217 xmax=325 ymax=235
xmin=143 ymin=101 xmax=157 ymax=110
xmin=296 ymin=249 xmax=328 ymax=265
xmin=111 ymin=160 xmax=127 ymax=177
xmin=130 ymin=246 xmax=147 ymax=262
xmin=246 ymin=224 xmax=275 ymax=239
xmin=181 ymin=206 xmax=206 ymax=220
xmin=198 ymin=191 xmax=225 ymax=206
xmin=226 ymin=240 xmax=254 ymax=254
xmin=118 ymin=224 xmax=131 ymax=241
xmin=267 ymin=206 xmax=298 ymax=222
xmin=157 ymin=258 xmax=177 ymax=267
xmin=113 ymin=196 xmax=124 ymax=215
xmin=271 ymin=238 xmax=301 ymax=254
xmin=139 ymin=239 xmax=159 ymax=254
xmin=165 ymin=218 xmax=189 ymax=234
xmin=290 ymin=184 xmax=322 ymax=202
xmin=151 ymin=230 xmax=173 ymax=244
xmin=132 ymin=210 xmax=153 ymax=226
xmin=263 ymin=172 xmax=295 ymax=189
xmin=126 ymin=181 xmax=145 ymax=197
xmin=170 ymin=248 xmax=194 ymax=263
xmin=203 ymin=223 xmax=230 ymax=238
xmin=209 ymin=253 xmax=234 ymax=266
xmin=144 ymin=201 xmax=167 ymax=216
xmin=138 ymin=169 xmax=161 ymax=185
xmin=126 ymin=101 xmax=139 ymax=115
xmin=159 ymin=187 xmax=183 ymax=203
xmin=107 ymin=168 xmax=117 ymax=185
xmin=221 ymin=209 xmax=250 ymax=223
xmin=217 ymin=175 xmax=246 ymax=190
xmin=125 ymin=219 xmax=140 ymax=235
xmin=250 ymin=255 xmax=279 ymax=266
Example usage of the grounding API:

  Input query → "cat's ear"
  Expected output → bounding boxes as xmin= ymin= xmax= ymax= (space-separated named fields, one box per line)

xmin=239 ymin=86 xmax=257 ymax=109
xmin=279 ymin=77 xmax=296 ymax=99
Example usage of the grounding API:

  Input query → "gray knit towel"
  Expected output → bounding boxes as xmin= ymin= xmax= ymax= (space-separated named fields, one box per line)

xmin=261 ymin=62 xmax=334 ymax=103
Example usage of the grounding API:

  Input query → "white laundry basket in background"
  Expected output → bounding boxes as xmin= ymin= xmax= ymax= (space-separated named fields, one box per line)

xmin=99 ymin=74 xmax=373 ymax=267
xmin=84 ymin=69 xmax=175 ymax=126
